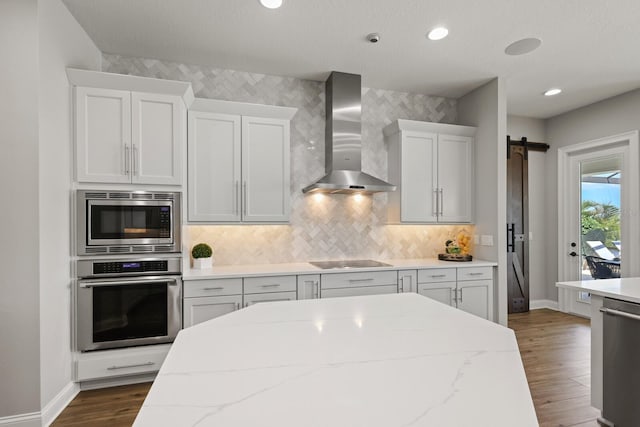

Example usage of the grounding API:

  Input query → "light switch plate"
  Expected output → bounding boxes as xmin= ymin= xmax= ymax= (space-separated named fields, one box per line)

xmin=481 ymin=235 xmax=494 ymax=246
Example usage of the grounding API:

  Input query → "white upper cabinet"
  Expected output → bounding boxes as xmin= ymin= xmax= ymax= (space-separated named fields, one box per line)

xmin=75 ymin=87 xmax=132 ymax=184
xmin=385 ymin=119 xmax=475 ymax=223
xmin=69 ymin=68 xmax=192 ymax=186
xmin=187 ymin=99 xmax=297 ymax=223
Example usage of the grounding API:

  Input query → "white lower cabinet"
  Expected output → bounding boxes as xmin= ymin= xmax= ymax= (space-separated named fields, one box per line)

xmin=183 ymin=278 xmax=242 ymax=328
xmin=76 ymin=344 xmax=171 ymax=382
xmin=398 ymin=270 xmax=418 ymax=293
xmin=321 ymin=284 xmax=398 ymax=299
xmin=417 ymin=266 xmax=493 ymax=321
xmin=297 ymin=275 xmax=320 ymax=300
xmin=243 ymin=275 xmax=297 ymax=307
xmin=244 ymin=291 xmax=297 ymax=307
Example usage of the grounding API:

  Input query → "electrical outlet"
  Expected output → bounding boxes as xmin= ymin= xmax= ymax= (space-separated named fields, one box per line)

xmin=481 ymin=235 xmax=494 ymax=246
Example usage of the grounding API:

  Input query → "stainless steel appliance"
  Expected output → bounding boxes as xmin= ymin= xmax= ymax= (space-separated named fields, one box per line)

xmin=75 ymin=257 xmax=182 ymax=352
xmin=76 ymin=190 xmax=181 ymax=255
xmin=599 ymin=297 xmax=640 ymax=426
xmin=309 ymin=260 xmax=391 ymax=269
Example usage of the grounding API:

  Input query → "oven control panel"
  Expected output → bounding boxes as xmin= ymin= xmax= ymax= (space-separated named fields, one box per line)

xmin=93 ymin=260 xmax=169 ymax=275
xmin=77 ymin=257 xmax=181 ymax=278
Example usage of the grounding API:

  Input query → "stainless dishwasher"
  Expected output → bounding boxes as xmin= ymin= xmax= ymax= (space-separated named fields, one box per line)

xmin=599 ymin=297 xmax=640 ymax=426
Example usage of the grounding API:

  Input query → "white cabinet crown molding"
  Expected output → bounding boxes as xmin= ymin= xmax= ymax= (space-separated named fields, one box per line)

xmin=190 ymin=98 xmax=297 ymax=120
xmin=66 ymin=68 xmax=194 ymax=107
xmin=384 ymin=119 xmax=476 ymax=137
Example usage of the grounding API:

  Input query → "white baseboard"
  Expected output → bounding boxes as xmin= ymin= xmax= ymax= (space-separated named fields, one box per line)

xmin=41 ymin=382 xmax=79 ymax=427
xmin=0 ymin=412 xmax=40 ymax=427
xmin=530 ymin=299 xmax=559 ymax=310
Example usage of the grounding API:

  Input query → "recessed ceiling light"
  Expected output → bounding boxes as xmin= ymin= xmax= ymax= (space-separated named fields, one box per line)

xmin=427 ymin=27 xmax=449 ymax=41
xmin=259 ymin=0 xmax=282 ymax=9
xmin=505 ymin=38 xmax=542 ymax=56
xmin=544 ymin=88 xmax=562 ymax=96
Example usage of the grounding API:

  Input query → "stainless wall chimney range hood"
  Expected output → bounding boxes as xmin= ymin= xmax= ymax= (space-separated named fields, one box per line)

xmin=302 ymin=72 xmax=396 ymax=194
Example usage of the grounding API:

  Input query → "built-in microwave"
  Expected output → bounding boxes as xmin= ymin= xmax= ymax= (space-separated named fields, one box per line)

xmin=76 ymin=190 xmax=181 ymax=255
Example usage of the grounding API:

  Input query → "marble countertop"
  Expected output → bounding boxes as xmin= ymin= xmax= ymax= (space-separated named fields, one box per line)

xmin=183 ymin=258 xmax=497 ymax=280
xmin=134 ymin=293 xmax=536 ymax=426
xmin=556 ymin=277 xmax=640 ymax=304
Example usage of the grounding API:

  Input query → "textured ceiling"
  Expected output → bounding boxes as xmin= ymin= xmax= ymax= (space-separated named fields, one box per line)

xmin=62 ymin=0 xmax=640 ymax=118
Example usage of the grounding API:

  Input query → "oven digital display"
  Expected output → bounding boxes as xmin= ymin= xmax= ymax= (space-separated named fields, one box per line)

xmin=123 ymin=262 xmax=141 ymax=269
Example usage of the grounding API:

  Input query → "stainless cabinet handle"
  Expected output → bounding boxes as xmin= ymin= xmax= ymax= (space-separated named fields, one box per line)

xmin=600 ymin=307 xmax=640 ymax=321
xmin=107 ymin=361 xmax=154 ymax=370
xmin=314 ymin=280 xmax=319 ymax=298
xmin=243 ymin=182 xmax=247 ymax=216
xmin=433 ymin=189 xmax=438 ymax=217
xmin=124 ymin=145 xmax=130 ymax=175
xmin=203 ymin=287 xmax=224 ymax=291
xmin=399 ymin=277 xmax=404 ymax=292
xmin=451 ymin=288 xmax=458 ymax=304
xmin=349 ymin=278 xmax=374 ymax=282
xmin=79 ymin=276 xmax=180 ymax=288
xmin=234 ymin=181 xmax=239 ymax=216
xmin=235 ymin=302 xmax=240 ymax=310
xmin=458 ymin=288 xmax=463 ymax=303
xmin=260 ymin=284 xmax=281 ymax=288
xmin=439 ymin=188 xmax=444 ymax=216
xmin=430 ymin=274 xmax=446 ymax=278
xmin=132 ymin=144 xmax=138 ymax=176
xmin=468 ymin=272 xmax=484 ymax=276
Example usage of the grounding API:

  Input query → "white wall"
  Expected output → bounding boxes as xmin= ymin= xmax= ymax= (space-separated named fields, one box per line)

xmin=506 ymin=116 xmax=547 ymax=303
xmin=545 ymin=89 xmax=640 ymax=301
xmin=37 ymin=0 xmax=101 ymax=416
xmin=458 ymin=78 xmax=508 ymax=325
xmin=0 ymin=0 xmax=42 ymax=420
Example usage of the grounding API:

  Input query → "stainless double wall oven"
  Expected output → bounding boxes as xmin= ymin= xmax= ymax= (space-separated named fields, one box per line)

xmin=75 ymin=190 xmax=183 ymax=352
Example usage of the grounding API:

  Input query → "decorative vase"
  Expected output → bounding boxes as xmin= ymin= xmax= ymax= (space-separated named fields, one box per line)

xmin=193 ymin=257 xmax=213 ymax=270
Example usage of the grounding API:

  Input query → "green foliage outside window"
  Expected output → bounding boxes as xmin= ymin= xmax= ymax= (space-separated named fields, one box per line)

xmin=581 ymin=200 xmax=620 ymax=247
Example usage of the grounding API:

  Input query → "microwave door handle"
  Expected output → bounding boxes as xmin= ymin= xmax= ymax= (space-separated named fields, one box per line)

xmin=79 ymin=276 xmax=181 ymax=288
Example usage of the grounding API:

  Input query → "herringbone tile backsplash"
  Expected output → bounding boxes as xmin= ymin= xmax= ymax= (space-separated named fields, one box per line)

xmin=103 ymin=54 xmax=473 ymax=265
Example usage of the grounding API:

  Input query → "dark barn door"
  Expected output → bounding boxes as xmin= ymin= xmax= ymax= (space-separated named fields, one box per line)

xmin=507 ymin=145 xmax=530 ymax=313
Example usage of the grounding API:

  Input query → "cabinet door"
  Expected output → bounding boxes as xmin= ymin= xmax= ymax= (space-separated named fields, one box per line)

xmin=398 ymin=270 xmax=417 ymax=293
xmin=241 ymin=116 xmax=290 ymax=222
xmin=75 ymin=87 xmax=131 ymax=183
xmin=183 ymin=295 xmax=242 ymax=328
xmin=457 ymin=280 xmax=491 ymax=320
xmin=320 ymin=285 xmax=398 ymax=299
xmin=437 ymin=134 xmax=472 ymax=223
xmin=400 ymin=131 xmax=438 ymax=222
xmin=243 ymin=291 xmax=297 ymax=307
xmin=188 ymin=112 xmax=241 ymax=222
xmin=418 ymin=282 xmax=456 ymax=307
xmin=132 ymin=92 xmax=183 ymax=185
xmin=297 ymin=275 xmax=320 ymax=300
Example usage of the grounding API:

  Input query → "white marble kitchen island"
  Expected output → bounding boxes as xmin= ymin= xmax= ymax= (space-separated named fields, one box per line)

xmin=134 ymin=293 xmax=537 ymax=426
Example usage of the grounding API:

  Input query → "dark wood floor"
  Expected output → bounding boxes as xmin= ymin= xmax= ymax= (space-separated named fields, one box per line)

xmin=53 ymin=309 xmax=600 ymax=426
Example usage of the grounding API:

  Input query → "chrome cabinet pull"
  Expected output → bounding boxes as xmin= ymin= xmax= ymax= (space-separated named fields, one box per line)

xmin=203 ymin=287 xmax=224 ymax=291
xmin=439 ymin=188 xmax=444 ymax=216
xmin=451 ymin=288 xmax=458 ymax=304
xmin=430 ymin=274 xmax=446 ymax=278
xmin=433 ymin=189 xmax=438 ymax=217
xmin=260 ymin=284 xmax=281 ymax=288
xmin=132 ymin=144 xmax=138 ymax=176
xmin=349 ymin=278 xmax=374 ymax=282
xmin=458 ymin=288 xmax=463 ymax=303
xmin=235 ymin=302 xmax=240 ymax=310
xmin=468 ymin=272 xmax=484 ymax=276
xmin=399 ymin=277 xmax=404 ymax=292
xmin=234 ymin=181 xmax=239 ymax=215
xmin=314 ymin=280 xmax=320 ymax=298
xmin=243 ymin=182 xmax=248 ymax=216
xmin=107 ymin=361 xmax=154 ymax=370
xmin=124 ymin=145 xmax=130 ymax=175
xmin=600 ymin=307 xmax=640 ymax=321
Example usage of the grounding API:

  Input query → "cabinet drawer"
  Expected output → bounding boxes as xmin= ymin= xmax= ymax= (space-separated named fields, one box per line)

xmin=244 ymin=291 xmax=297 ymax=306
xmin=184 ymin=278 xmax=242 ymax=298
xmin=244 ymin=275 xmax=297 ymax=294
xmin=76 ymin=344 xmax=170 ymax=381
xmin=321 ymin=271 xmax=397 ymax=289
xmin=418 ymin=268 xmax=456 ymax=283
xmin=321 ymin=284 xmax=398 ymax=299
xmin=457 ymin=267 xmax=493 ymax=281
